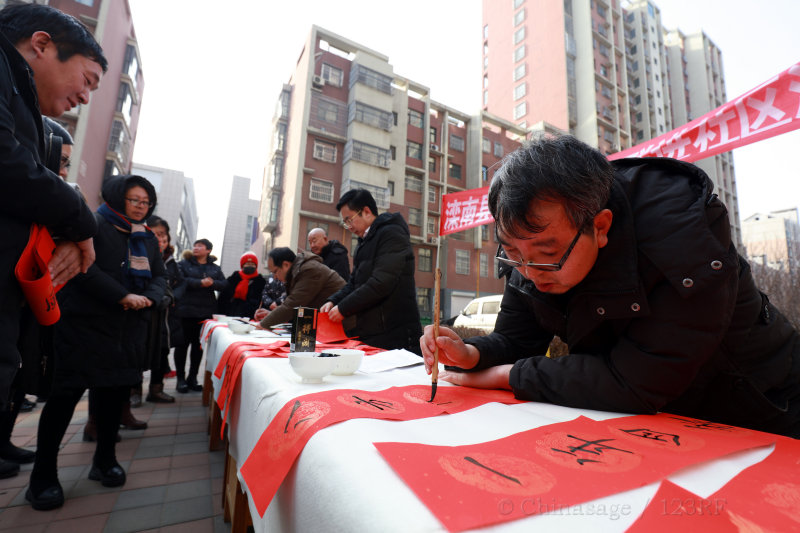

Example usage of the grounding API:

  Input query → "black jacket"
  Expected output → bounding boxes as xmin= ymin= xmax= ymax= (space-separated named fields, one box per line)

xmin=327 ymin=212 xmax=422 ymax=353
xmin=218 ymin=271 xmax=267 ymax=319
xmin=164 ymin=254 xmax=184 ymax=347
xmin=0 ymin=33 xmax=97 ymax=401
xmin=467 ymin=158 xmax=800 ymax=436
xmin=320 ymin=239 xmax=351 ymax=282
xmin=53 ymin=176 xmax=166 ymax=388
xmin=175 ymin=256 xmax=226 ymax=318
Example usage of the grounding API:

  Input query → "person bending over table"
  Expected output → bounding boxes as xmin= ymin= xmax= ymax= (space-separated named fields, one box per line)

xmin=421 ymin=134 xmax=800 ymax=438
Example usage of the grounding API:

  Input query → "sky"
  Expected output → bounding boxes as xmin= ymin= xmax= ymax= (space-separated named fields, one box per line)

xmin=127 ymin=0 xmax=800 ymax=251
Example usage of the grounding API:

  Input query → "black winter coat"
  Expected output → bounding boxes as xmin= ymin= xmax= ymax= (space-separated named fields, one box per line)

xmin=53 ymin=176 xmax=166 ymax=389
xmin=467 ymin=158 xmax=800 ymax=436
xmin=164 ymin=255 xmax=184 ymax=347
xmin=176 ymin=257 xmax=226 ymax=318
xmin=320 ymin=239 xmax=351 ymax=281
xmin=218 ymin=271 xmax=267 ymax=319
xmin=327 ymin=212 xmax=422 ymax=353
xmin=0 ymin=33 xmax=97 ymax=402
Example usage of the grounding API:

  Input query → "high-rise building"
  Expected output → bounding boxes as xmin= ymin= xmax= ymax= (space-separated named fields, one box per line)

xmin=221 ymin=176 xmax=260 ymax=277
xmin=260 ymin=26 xmax=529 ymax=320
xmin=131 ymin=162 xmax=198 ymax=256
xmin=1 ymin=0 xmax=144 ymax=209
xmin=482 ymin=0 xmax=741 ymax=244
xmin=742 ymin=208 xmax=800 ymax=274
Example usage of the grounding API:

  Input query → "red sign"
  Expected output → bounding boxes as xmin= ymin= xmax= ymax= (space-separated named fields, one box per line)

xmin=440 ymin=186 xmax=492 ymax=236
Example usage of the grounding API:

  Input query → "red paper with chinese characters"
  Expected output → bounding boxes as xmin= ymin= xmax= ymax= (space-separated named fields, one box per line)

xmin=626 ymin=480 xmax=736 ymax=532
xmin=239 ymin=385 xmax=524 ymax=516
xmin=373 ymin=414 xmax=775 ymax=532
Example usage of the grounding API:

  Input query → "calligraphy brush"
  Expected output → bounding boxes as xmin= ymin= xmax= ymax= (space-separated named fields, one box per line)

xmin=429 ymin=267 xmax=441 ymax=402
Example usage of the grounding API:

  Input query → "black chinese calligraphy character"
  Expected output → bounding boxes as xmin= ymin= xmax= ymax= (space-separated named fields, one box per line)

xmin=283 ymin=400 xmax=313 ymax=433
xmin=620 ymin=427 xmax=681 ymax=446
xmin=551 ymin=434 xmax=633 ymax=465
xmin=351 ymin=395 xmax=398 ymax=411
xmin=464 ymin=456 xmax=522 ymax=485
xmin=667 ymin=417 xmax=735 ymax=431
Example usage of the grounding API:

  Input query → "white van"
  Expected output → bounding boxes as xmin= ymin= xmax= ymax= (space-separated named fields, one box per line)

xmin=452 ymin=294 xmax=502 ymax=333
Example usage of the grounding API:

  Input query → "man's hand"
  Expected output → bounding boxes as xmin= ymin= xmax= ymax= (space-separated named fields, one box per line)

xmin=254 ymin=308 xmax=269 ymax=321
xmin=324 ymin=303 xmax=344 ymax=322
xmin=269 ymin=302 xmax=277 ymax=310
xmin=119 ymin=294 xmax=150 ymax=310
xmin=420 ymin=324 xmax=480 ymax=374
xmin=439 ymin=365 xmax=514 ymax=390
xmin=200 ymin=277 xmax=213 ymax=288
xmin=49 ymin=238 xmax=95 ymax=286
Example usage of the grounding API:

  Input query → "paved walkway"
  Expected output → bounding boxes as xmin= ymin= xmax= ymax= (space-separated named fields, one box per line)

xmin=0 ymin=374 xmax=231 ymax=533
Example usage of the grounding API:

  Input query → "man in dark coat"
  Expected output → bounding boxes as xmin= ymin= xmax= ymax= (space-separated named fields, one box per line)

xmin=174 ymin=239 xmax=226 ymax=393
xmin=421 ymin=135 xmax=800 ymax=438
xmin=322 ymin=189 xmax=422 ymax=354
xmin=256 ymin=248 xmax=346 ymax=328
xmin=307 ymin=227 xmax=351 ymax=281
xmin=0 ymin=3 xmax=107 ymax=407
xmin=218 ymin=251 xmax=267 ymax=319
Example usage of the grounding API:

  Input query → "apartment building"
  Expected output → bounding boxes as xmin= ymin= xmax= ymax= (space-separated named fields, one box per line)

xmin=260 ymin=26 xmax=529 ymax=321
xmin=742 ymin=208 xmax=800 ymax=274
xmin=220 ymin=176 xmax=261 ymax=277
xmin=482 ymin=0 xmax=742 ymax=244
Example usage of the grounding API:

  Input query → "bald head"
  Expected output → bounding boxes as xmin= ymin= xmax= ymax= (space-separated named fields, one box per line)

xmin=307 ymin=227 xmax=329 ymax=255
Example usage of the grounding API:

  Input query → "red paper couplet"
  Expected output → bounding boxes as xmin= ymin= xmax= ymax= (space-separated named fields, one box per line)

xmin=627 ymin=480 xmax=736 ymax=532
xmin=373 ymin=414 xmax=775 ymax=531
xmin=239 ymin=385 xmax=524 ymax=517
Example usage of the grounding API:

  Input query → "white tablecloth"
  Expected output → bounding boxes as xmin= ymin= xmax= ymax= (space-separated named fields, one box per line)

xmin=203 ymin=323 xmax=774 ymax=532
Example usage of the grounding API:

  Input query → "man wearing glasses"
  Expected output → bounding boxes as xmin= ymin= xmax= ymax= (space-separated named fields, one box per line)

xmin=421 ymin=135 xmax=800 ymax=437
xmin=322 ymin=189 xmax=423 ymax=354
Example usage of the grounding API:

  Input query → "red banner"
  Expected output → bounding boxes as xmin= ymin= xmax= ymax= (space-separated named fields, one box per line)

xmin=610 ymin=62 xmax=800 ymax=162
xmin=440 ymin=186 xmax=492 ymax=236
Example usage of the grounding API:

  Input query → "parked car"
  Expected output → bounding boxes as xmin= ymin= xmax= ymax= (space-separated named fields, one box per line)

xmin=452 ymin=295 xmax=502 ymax=334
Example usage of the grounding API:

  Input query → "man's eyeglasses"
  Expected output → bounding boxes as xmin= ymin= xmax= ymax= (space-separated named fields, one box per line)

xmin=60 ymin=155 xmax=71 ymax=170
xmin=495 ymin=230 xmax=582 ymax=272
xmin=341 ymin=210 xmax=362 ymax=228
xmin=125 ymin=197 xmax=153 ymax=208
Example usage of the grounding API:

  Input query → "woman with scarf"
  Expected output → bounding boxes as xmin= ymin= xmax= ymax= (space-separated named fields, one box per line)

xmin=26 ymin=175 xmax=166 ymax=511
xmin=218 ymin=252 xmax=266 ymax=319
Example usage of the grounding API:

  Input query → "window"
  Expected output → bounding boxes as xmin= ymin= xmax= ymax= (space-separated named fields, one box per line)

xmin=481 ymin=225 xmax=489 ymax=241
xmin=427 ymin=217 xmax=438 ymax=235
xmin=449 ymin=134 xmax=465 ymax=152
xmin=449 ymin=163 xmax=462 ymax=179
xmin=309 ymin=178 xmax=334 ymax=203
xmin=408 ymin=207 xmax=422 ymax=226
xmin=514 ymin=44 xmax=526 ymax=62
xmin=479 ymin=253 xmax=489 ymax=277
xmin=428 ymin=186 xmax=437 ymax=204
xmin=482 ymin=137 xmax=490 ymax=153
xmin=408 ymin=109 xmax=424 ymax=128
xmin=405 ymin=174 xmax=423 ymax=192
xmin=417 ymin=287 xmax=431 ymax=313
xmin=481 ymin=165 xmax=488 ymax=181
xmin=418 ymin=249 xmax=432 ymax=272
xmin=350 ymin=63 xmax=392 ymax=94
xmin=483 ymin=75 xmax=489 ymax=89
xmin=406 ymin=141 xmax=422 ymax=160
xmin=321 ymin=63 xmax=343 ymax=87
xmin=494 ymin=142 xmax=503 ymax=157
xmin=513 ymin=63 xmax=526 ymax=81
xmin=122 ymin=45 xmax=139 ymax=91
xmin=483 ymin=91 xmax=488 ymax=106
xmin=275 ymin=122 xmax=287 ymax=151
xmin=428 ymin=156 xmax=436 ymax=173
xmin=270 ymin=156 xmax=284 ymax=187
xmin=392 ymin=111 xmax=398 ymax=126
xmin=388 ymin=180 xmax=395 ymax=196
xmin=455 ymin=250 xmax=470 ymax=275
xmin=600 ymin=85 xmax=611 ymax=99
xmin=513 ymin=8 xmax=525 ymax=26
xmin=347 ymin=140 xmax=391 ymax=168
xmin=351 ymin=101 xmax=393 ymax=130
xmin=429 ymin=127 xmax=437 ymax=144
xmin=312 ymin=140 xmax=336 ymax=162
xmin=483 ymin=24 xmax=489 ymax=40
xmin=116 ymin=82 xmax=134 ymax=125
xmin=513 ymin=101 xmax=527 ymax=120
xmin=513 ymin=0 xmax=524 ymax=8
xmin=390 ymin=145 xmax=396 ymax=160
xmin=514 ymin=26 xmax=525 ymax=44
xmin=514 ymin=82 xmax=526 ymax=100
xmin=317 ymin=100 xmax=339 ymax=123
xmin=269 ymin=194 xmax=280 ymax=223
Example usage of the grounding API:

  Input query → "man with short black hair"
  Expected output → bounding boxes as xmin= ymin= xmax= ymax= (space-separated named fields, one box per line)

xmin=1 ymin=3 xmax=107 ymax=406
xmin=322 ymin=189 xmax=422 ymax=353
xmin=421 ymin=135 xmax=800 ymax=437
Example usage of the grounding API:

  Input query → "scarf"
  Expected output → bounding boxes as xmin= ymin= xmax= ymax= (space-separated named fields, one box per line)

xmin=234 ymin=269 xmax=259 ymax=300
xmin=97 ymin=203 xmax=153 ymax=290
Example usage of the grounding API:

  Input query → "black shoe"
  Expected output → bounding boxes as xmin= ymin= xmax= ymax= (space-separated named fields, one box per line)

xmin=0 ymin=458 xmax=20 ymax=479
xmin=176 ymin=380 xmax=189 ymax=394
xmin=25 ymin=481 xmax=64 ymax=511
xmin=88 ymin=463 xmax=126 ymax=487
xmin=19 ymin=399 xmax=35 ymax=412
xmin=187 ymin=382 xmax=203 ymax=392
xmin=0 ymin=443 xmax=36 ymax=464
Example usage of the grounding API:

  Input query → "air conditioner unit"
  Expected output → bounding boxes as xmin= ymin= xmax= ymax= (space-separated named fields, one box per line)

xmin=312 ymin=75 xmax=325 ymax=88
xmin=428 ymin=236 xmax=438 ymax=244
xmin=430 ymin=144 xmax=440 ymax=152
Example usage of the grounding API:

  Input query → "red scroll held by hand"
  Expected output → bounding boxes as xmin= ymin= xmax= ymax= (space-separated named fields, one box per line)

xmin=15 ymin=224 xmax=62 ymax=325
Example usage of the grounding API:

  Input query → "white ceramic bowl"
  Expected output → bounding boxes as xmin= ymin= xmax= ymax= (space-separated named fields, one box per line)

xmin=212 ymin=314 xmax=225 ymax=321
xmin=320 ymin=349 xmax=365 ymax=375
xmin=288 ymin=352 xmax=339 ymax=383
xmin=229 ymin=320 xmax=256 ymax=334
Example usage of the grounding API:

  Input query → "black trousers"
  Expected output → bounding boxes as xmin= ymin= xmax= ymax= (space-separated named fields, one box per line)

xmin=173 ymin=317 xmax=204 ymax=384
xmin=31 ymin=385 xmax=128 ymax=482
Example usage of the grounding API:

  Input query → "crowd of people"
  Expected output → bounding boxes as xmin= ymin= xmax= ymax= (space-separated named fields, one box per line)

xmin=4 ymin=0 xmax=800 ymax=519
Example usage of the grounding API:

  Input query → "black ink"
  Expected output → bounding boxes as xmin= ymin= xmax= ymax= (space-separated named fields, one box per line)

xmin=550 ymin=434 xmax=633 ymax=465
xmin=620 ymin=427 xmax=681 ymax=446
xmin=351 ymin=395 xmax=398 ymax=411
xmin=667 ymin=417 xmax=735 ymax=431
xmin=464 ymin=456 xmax=522 ymax=485
xmin=284 ymin=400 xmax=302 ymax=434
